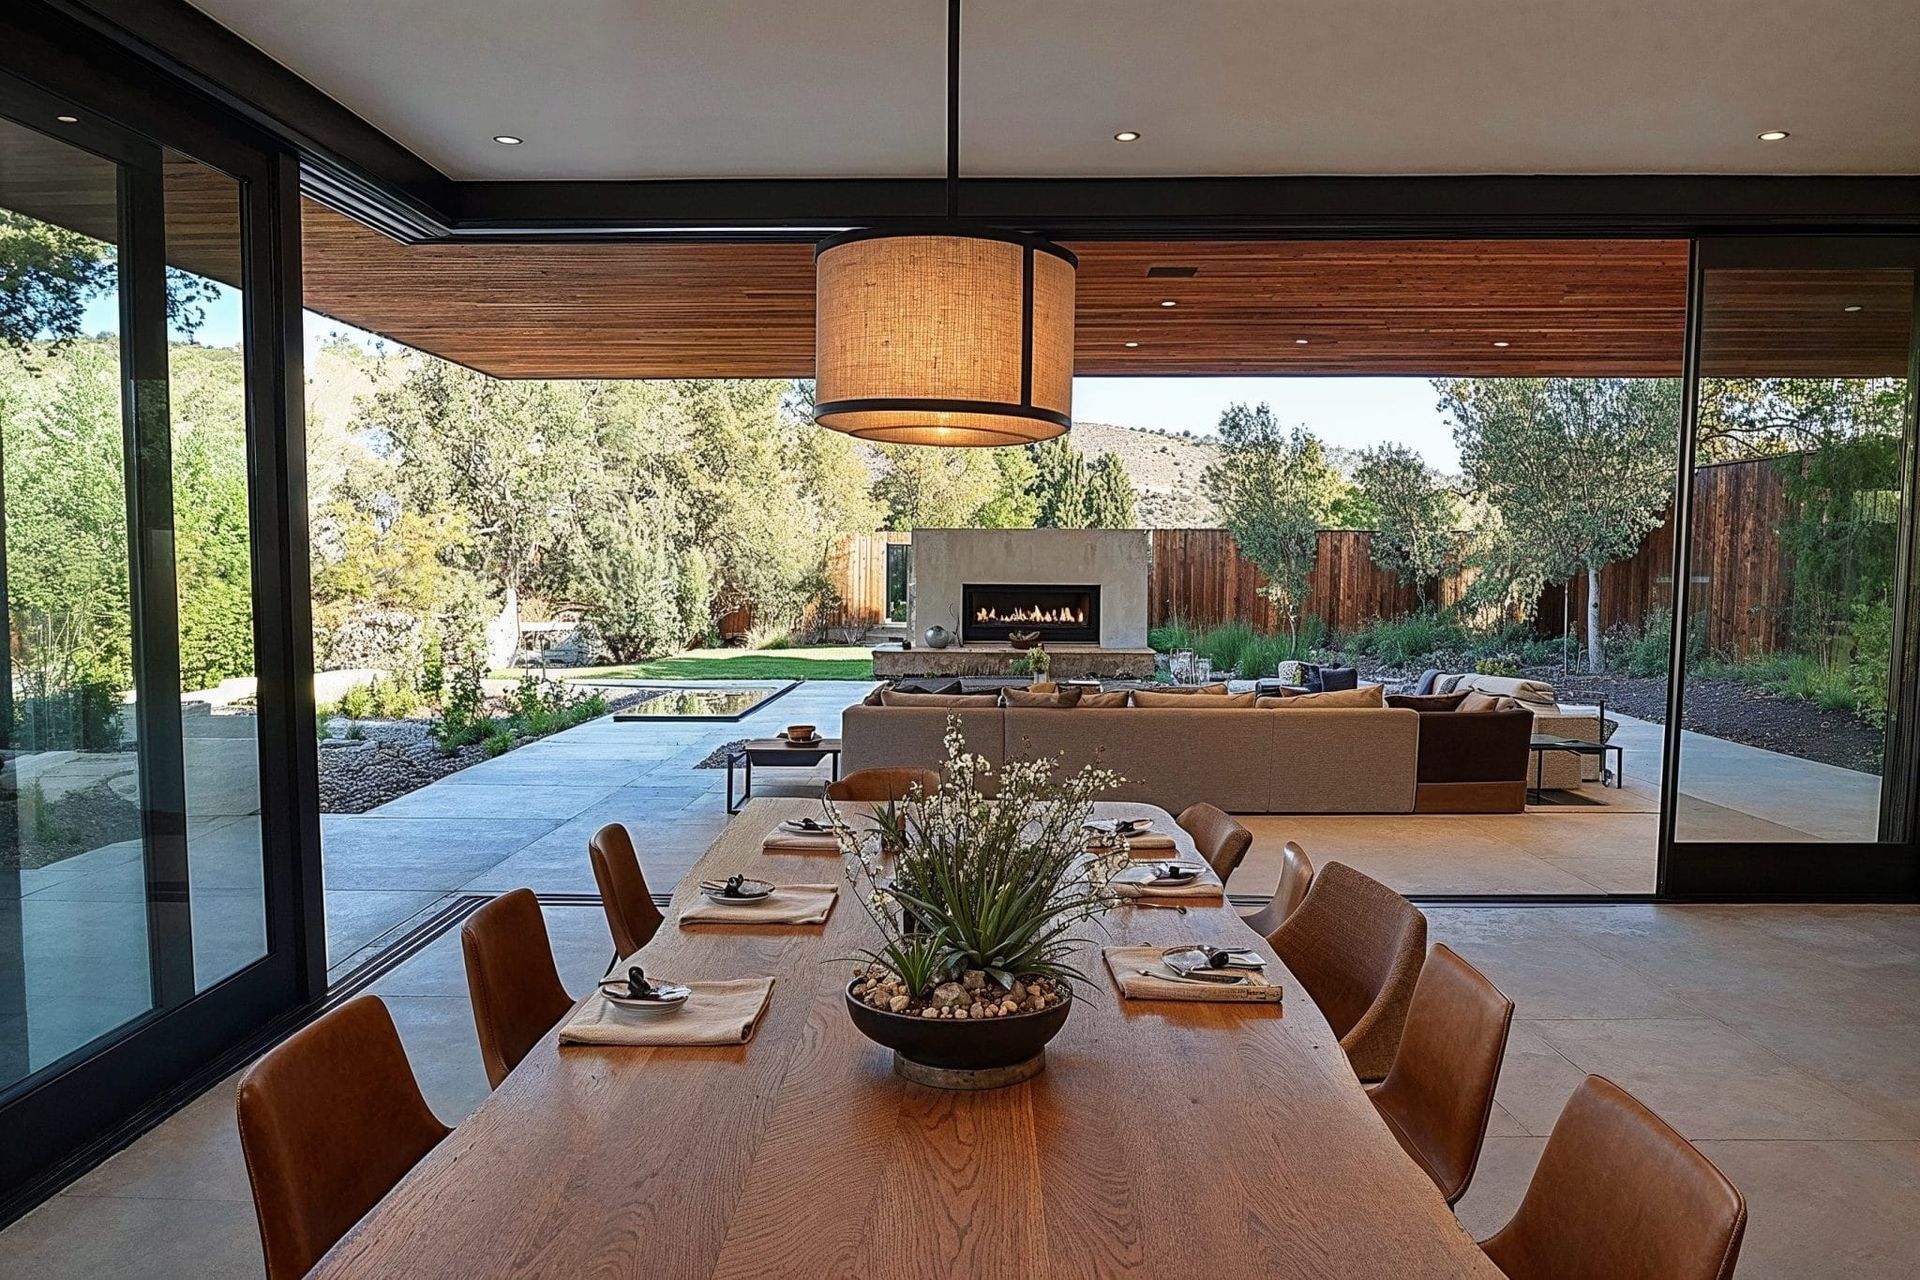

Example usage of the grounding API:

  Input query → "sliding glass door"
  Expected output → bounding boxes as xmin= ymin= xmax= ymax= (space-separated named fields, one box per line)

xmin=0 ymin=52 xmax=318 ymax=1212
xmin=1663 ymin=239 xmax=1920 ymax=896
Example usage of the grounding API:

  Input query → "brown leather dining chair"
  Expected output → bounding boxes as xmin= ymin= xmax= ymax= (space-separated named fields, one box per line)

xmin=1267 ymin=861 xmax=1427 ymax=1082
xmin=236 ymin=995 xmax=450 ymax=1280
xmin=1479 ymin=1075 xmax=1747 ymax=1280
xmin=1365 ymin=943 xmax=1514 ymax=1204
xmin=589 ymin=822 xmax=664 ymax=969
xmin=461 ymin=888 xmax=574 ymax=1089
xmin=1174 ymin=802 xmax=1253 ymax=883
xmin=1240 ymin=839 xmax=1314 ymax=939
xmin=824 ymin=766 xmax=941 ymax=802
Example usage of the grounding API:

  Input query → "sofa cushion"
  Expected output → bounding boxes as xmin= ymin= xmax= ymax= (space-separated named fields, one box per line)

xmin=840 ymin=705 xmax=1005 ymax=780
xmin=1002 ymin=686 xmax=1083 ymax=708
xmin=1262 ymin=683 xmax=1385 ymax=709
xmin=1131 ymin=689 xmax=1256 ymax=708
xmin=1147 ymin=682 xmax=1230 ymax=695
xmin=1003 ymin=707 xmax=1269 ymax=812
xmin=879 ymin=690 xmax=1001 ymax=708
xmin=1076 ymin=690 xmax=1130 ymax=707
xmin=1268 ymin=708 xmax=1418 ymax=813
xmin=1386 ymin=690 xmax=1472 ymax=712
xmin=1450 ymin=673 xmax=1557 ymax=705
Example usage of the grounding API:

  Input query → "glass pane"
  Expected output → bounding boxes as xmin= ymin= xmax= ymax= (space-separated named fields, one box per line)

xmin=1674 ymin=266 xmax=1915 ymax=842
xmin=164 ymin=152 xmax=264 ymax=988
xmin=0 ymin=118 xmax=152 ymax=1086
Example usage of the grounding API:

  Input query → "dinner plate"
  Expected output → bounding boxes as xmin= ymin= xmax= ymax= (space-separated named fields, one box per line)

xmin=778 ymin=818 xmax=842 ymax=836
xmin=598 ymin=979 xmax=691 ymax=1014
xmin=1161 ymin=945 xmax=1266 ymax=976
xmin=700 ymin=876 xmax=776 ymax=904
xmin=1117 ymin=861 xmax=1204 ymax=887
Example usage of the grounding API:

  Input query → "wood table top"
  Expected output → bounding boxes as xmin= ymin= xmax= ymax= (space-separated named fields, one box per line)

xmin=313 ymin=799 xmax=1500 ymax=1279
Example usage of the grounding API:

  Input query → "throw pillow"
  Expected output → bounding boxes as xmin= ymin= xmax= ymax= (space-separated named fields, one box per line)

xmin=1457 ymin=690 xmax=1521 ymax=713
xmin=1151 ymin=682 xmax=1231 ymax=695
xmin=1316 ymin=666 xmax=1360 ymax=692
xmin=1412 ymin=668 xmax=1443 ymax=696
xmin=879 ymin=690 xmax=1002 ymax=708
xmin=1076 ymin=690 xmax=1130 ymax=707
xmin=1275 ymin=660 xmax=1307 ymax=686
xmin=1267 ymin=683 xmax=1385 ymax=708
xmin=1023 ymin=681 xmax=1059 ymax=693
xmin=1386 ymin=690 xmax=1472 ymax=712
xmin=1002 ymin=686 xmax=1083 ymax=708
xmin=1131 ymin=689 xmax=1256 ymax=708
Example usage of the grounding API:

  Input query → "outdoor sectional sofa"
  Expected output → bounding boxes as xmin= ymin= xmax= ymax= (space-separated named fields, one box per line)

xmin=840 ymin=697 xmax=1534 ymax=815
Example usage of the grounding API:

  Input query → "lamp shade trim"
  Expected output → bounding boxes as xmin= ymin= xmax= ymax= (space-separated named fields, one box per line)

xmin=813 ymin=224 xmax=1079 ymax=268
xmin=811 ymin=398 xmax=1072 ymax=428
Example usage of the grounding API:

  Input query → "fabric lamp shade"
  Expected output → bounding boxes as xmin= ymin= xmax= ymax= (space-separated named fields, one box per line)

xmin=812 ymin=230 xmax=1076 ymax=447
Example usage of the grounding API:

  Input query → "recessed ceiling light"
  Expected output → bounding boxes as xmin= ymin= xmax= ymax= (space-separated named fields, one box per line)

xmin=1493 ymin=340 xmax=1511 ymax=348
xmin=1294 ymin=338 xmax=1310 ymax=346
xmin=1159 ymin=299 xmax=1177 ymax=307
xmin=1757 ymin=130 xmax=1789 ymax=142
xmin=1113 ymin=130 xmax=1141 ymax=143
xmin=492 ymin=134 xmax=524 ymax=145
xmin=1123 ymin=341 xmax=1139 ymax=348
xmin=55 ymin=114 xmax=78 ymax=124
xmin=1843 ymin=304 xmax=1863 ymax=312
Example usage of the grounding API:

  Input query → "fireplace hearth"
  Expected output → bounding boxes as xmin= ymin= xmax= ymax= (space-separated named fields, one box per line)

xmin=961 ymin=583 xmax=1101 ymax=644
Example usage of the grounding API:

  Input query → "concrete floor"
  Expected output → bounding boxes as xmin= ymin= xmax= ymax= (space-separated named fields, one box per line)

xmin=1 ymin=896 xmax=1913 ymax=1279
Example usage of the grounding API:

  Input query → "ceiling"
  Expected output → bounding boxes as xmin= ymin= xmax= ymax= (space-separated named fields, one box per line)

xmin=185 ymin=1 xmax=1920 ymax=182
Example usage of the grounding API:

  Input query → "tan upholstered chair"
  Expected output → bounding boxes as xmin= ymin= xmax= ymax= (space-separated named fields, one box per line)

xmin=461 ymin=888 xmax=574 ymax=1089
xmin=236 ymin=996 xmax=450 ymax=1280
xmin=1480 ymin=1075 xmax=1746 ymax=1280
xmin=1267 ymin=861 xmax=1427 ymax=1081
xmin=825 ymin=766 xmax=941 ymax=802
xmin=1175 ymin=802 xmax=1253 ymax=882
xmin=1241 ymin=840 xmax=1314 ymax=939
xmin=589 ymin=822 xmax=664 ymax=966
xmin=1366 ymin=944 xmax=1514 ymax=1204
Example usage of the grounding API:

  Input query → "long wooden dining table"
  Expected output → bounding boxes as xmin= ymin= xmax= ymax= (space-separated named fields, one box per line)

xmin=313 ymin=798 xmax=1502 ymax=1278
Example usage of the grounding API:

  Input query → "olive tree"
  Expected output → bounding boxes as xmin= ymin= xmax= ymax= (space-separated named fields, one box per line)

xmin=1352 ymin=443 xmax=1460 ymax=599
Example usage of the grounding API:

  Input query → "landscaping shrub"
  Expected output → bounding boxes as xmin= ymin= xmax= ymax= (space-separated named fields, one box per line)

xmin=1474 ymin=655 xmax=1522 ymax=677
xmin=335 ymin=680 xmax=376 ymax=722
xmin=1343 ymin=607 xmax=1467 ymax=667
xmin=430 ymin=665 xmax=493 ymax=752
xmin=1147 ymin=616 xmax=1198 ymax=654
xmin=1850 ymin=597 xmax=1893 ymax=728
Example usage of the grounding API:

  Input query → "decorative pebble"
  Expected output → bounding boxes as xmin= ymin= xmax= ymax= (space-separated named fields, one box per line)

xmin=888 ymin=994 xmax=910 ymax=1013
xmin=920 ymin=1007 xmax=938 ymax=1018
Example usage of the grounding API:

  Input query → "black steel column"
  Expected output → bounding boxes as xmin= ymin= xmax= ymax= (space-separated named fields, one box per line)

xmin=1654 ymin=241 xmax=1706 ymax=894
xmin=117 ymin=153 xmax=194 ymax=1007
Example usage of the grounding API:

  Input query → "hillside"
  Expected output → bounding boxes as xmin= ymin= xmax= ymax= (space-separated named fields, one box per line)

xmin=1068 ymin=420 xmax=1222 ymax=526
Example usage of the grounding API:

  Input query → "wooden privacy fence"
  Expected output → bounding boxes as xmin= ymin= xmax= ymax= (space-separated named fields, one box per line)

xmin=719 ymin=530 xmax=907 ymax=639
xmin=1152 ymin=456 xmax=1800 ymax=655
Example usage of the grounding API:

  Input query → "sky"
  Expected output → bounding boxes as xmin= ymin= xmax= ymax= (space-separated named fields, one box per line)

xmin=85 ymin=293 xmax=1462 ymax=470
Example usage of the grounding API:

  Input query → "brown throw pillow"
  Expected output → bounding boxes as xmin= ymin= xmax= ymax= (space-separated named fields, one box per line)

xmin=1457 ymin=690 xmax=1520 ymax=713
xmin=1001 ymin=686 xmax=1083 ymax=708
xmin=1076 ymin=690 xmax=1130 ymax=707
xmin=1131 ymin=689 xmax=1256 ymax=708
xmin=1267 ymin=684 xmax=1386 ymax=708
xmin=1385 ymin=690 xmax=1473 ymax=712
xmin=1022 ymin=681 xmax=1059 ymax=693
xmin=1143 ymin=682 xmax=1230 ymax=695
xmin=879 ymin=690 xmax=1002 ymax=708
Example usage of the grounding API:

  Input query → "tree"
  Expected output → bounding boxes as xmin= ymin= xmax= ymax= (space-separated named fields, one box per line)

xmin=1030 ymin=437 xmax=1092 ymax=528
xmin=974 ymin=445 xmax=1040 ymax=528
xmin=1439 ymin=377 xmax=1679 ymax=670
xmin=871 ymin=445 xmax=1003 ymax=530
xmin=1086 ymin=453 xmax=1139 ymax=528
xmin=1202 ymin=403 xmax=1342 ymax=649
xmin=1352 ymin=443 xmax=1460 ymax=598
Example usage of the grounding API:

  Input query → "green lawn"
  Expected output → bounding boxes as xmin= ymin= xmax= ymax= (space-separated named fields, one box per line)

xmin=502 ymin=645 xmax=875 ymax=683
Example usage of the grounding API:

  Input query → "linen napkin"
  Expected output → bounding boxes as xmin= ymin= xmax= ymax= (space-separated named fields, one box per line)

xmin=1103 ymin=947 xmax=1283 ymax=1004
xmin=761 ymin=828 xmax=843 ymax=854
xmin=1119 ymin=834 xmax=1178 ymax=854
xmin=1109 ymin=863 xmax=1224 ymax=900
xmin=678 ymin=883 xmax=839 ymax=925
xmin=559 ymin=977 xmax=776 ymax=1046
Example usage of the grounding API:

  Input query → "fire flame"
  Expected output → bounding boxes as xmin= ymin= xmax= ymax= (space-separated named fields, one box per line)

xmin=973 ymin=605 xmax=1087 ymax=626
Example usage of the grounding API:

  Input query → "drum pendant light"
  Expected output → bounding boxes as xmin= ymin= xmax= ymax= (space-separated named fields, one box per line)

xmin=812 ymin=0 xmax=1076 ymax=447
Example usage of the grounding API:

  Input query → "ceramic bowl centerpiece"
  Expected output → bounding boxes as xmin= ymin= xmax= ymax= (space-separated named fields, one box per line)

xmin=830 ymin=718 xmax=1129 ymax=1090
xmin=1006 ymin=629 xmax=1043 ymax=651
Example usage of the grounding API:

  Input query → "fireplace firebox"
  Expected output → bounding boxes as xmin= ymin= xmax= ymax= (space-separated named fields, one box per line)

xmin=961 ymin=583 xmax=1100 ymax=644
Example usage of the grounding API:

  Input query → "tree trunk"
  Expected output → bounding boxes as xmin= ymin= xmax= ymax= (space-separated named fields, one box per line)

xmin=1586 ymin=561 xmax=1604 ymax=671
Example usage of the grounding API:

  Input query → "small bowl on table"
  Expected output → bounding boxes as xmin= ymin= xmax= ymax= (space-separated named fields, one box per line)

xmin=781 ymin=724 xmax=820 ymax=745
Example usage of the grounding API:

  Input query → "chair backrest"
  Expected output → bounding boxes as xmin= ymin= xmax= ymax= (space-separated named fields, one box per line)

xmin=1267 ymin=861 xmax=1427 ymax=1081
xmin=236 ymin=996 xmax=450 ymax=1280
xmin=1175 ymin=802 xmax=1253 ymax=882
xmin=589 ymin=822 xmax=664 ymax=960
xmin=1367 ymin=944 xmax=1514 ymax=1204
xmin=461 ymin=888 xmax=574 ymax=1089
xmin=1480 ymin=1076 xmax=1747 ymax=1280
xmin=1241 ymin=840 xmax=1315 ymax=939
xmin=825 ymin=766 xmax=941 ymax=802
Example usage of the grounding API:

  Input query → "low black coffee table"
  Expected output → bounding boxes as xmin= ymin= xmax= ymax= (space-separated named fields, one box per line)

xmin=1527 ymin=734 xmax=1624 ymax=801
xmin=726 ymin=737 xmax=842 ymax=813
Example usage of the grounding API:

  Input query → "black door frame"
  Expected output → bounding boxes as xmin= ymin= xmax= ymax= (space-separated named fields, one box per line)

xmin=1658 ymin=237 xmax=1920 ymax=899
xmin=0 ymin=31 xmax=321 ymax=1218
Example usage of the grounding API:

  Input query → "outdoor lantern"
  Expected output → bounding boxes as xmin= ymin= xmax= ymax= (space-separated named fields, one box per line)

xmin=812 ymin=229 xmax=1076 ymax=447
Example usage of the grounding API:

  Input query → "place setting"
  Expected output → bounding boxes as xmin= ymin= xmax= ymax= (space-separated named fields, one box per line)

xmin=1083 ymin=815 xmax=1178 ymax=854
xmin=559 ymin=964 xmax=777 ymax=1047
xmin=761 ymin=811 xmax=851 ymax=853
xmin=1108 ymin=857 xmax=1225 ymax=900
xmin=1103 ymin=943 xmax=1285 ymax=1004
xmin=677 ymin=872 xmax=839 ymax=925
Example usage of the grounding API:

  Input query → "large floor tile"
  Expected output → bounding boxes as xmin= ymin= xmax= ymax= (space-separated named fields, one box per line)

xmin=0 ymin=1193 xmax=262 ymax=1279
xmin=324 ymin=888 xmax=446 ymax=967
xmin=66 ymin=1075 xmax=251 ymax=1204
xmin=1694 ymin=1139 xmax=1920 ymax=1280
xmin=371 ymin=782 xmax=621 ymax=821
xmin=320 ymin=815 xmax=561 ymax=891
